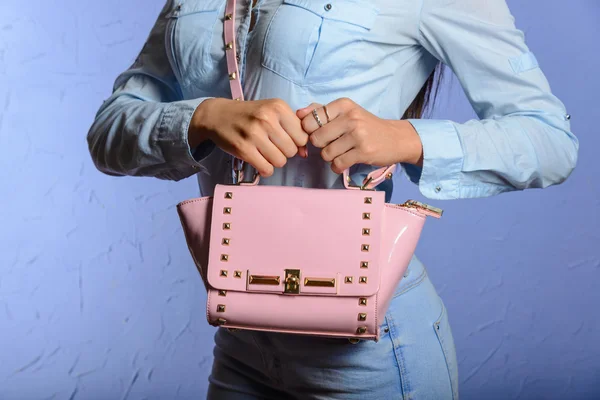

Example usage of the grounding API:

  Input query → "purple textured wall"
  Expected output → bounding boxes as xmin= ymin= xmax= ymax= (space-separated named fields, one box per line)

xmin=0 ymin=0 xmax=598 ymax=399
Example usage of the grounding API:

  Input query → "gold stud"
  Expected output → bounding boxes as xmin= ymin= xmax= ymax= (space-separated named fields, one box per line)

xmin=220 ymin=270 xmax=228 ymax=277
xmin=359 ymin=276 xmax=368 ymax=284
xmin=217 ymin=318 xmax=227 ymax=325
xmin=364 ymin=197 xmax=372 ymax=204
xmin=229 ymin=72 xmax=237 ymax=80
xmin=356 ymin=326 xmax=367 ymax=334
xmin=224 ymin=192 xmax=233 ymax=199
xmin=234 ymin=97 xmax=241 ymax=101
xmin=361 ymin=244 xmax=370 ymax=252
xmin=223 ymin=223 xmax=231 ymax=230
xmin=234 ymin=270 xmax=242 ymax=278
xmin=358 ymin=313 xmax=367 ymax=321
xmin=362 ymin=228 xmax=370 ymax=236
xmin=348 ymin=338 xmax=361 ymax=344
xmin=226 ymin=42 xmax=233 ymax=50
xmin=386 ymin=173 xmax=393 ymax=179
xmin=217 ymin=304 xmax=226 ymax=312
xmin=362 ymin=212 xmax=371 ymax=220
xmin=218 ymin=290 xmax=227 ymax=296
xmin=359 ymin=298 xmax=367 ymax=306
xmin=225 ymin=13 xmax=233 ymax=20
xmin=223 ymin=207 xmax=232 ymax=214
xmin=345 ymin=276 xmax=353 ymax=284
xmin=222 ymin=238 xmax=230 ymax=246
xmin=221 ymin=254 xmax=229 ymax=262
xmin=360 ymin=261 xmax=369 ymax=269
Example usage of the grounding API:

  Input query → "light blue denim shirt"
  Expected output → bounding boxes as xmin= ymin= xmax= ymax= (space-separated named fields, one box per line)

xmin=87 ymin=0 xmax=578 ymax=200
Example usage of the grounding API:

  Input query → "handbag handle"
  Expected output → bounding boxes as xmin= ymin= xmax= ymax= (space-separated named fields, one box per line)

xmin=222 ymin=0 xmax=396 ymax=190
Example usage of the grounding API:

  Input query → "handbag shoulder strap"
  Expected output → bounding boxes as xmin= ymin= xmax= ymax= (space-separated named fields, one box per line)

xmin=221 ymin=0 xmax=396 ymax=189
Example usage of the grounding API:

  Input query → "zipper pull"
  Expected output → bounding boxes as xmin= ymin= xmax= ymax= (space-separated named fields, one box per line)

xmin=401 ymin=200 xmax=443 ymax=218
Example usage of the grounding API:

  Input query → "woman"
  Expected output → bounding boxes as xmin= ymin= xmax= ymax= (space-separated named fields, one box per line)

xmin=87 ymin=0 xmax=578 ymax=398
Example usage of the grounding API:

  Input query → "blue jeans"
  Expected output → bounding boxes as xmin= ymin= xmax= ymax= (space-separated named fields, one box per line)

xmin=207 ymin=256 xmax=459 ymax=399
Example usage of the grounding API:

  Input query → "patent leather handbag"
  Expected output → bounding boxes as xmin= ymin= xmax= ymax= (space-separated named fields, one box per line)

xmin=175 ymin=0 xmax=443 ymax=342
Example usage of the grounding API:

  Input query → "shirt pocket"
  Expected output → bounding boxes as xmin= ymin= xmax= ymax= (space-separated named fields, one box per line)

xmin=165 ymin=0 xmax=222 ymax=90
xmin=261 ymin=0 xmax=380 ymax=86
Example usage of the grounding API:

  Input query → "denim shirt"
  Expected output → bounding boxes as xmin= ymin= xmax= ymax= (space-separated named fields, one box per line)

xmin=87 ymin=0 xmax=578 ymax=199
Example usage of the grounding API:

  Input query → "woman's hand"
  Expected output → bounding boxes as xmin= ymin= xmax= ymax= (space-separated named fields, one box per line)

xmin=297 ymin=98 xmax=424 ymax=174
xmin=190 ymin=98 xmax=308 ymax=177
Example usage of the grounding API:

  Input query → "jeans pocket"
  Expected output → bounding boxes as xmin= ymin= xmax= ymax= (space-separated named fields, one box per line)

xmin=433 ymin=298 xmax=459 ymax=400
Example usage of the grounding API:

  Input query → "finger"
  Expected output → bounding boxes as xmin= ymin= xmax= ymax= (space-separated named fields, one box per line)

xmin=298 ymin=146 xmax=308 ymax=158
xmin=296 ymin=102 xmax=322 ymax=119
xmin=300 ymin=106 xmax=329 ymax=135
xmin=321 ymin=131 xmax=355 ymax=162
xmin=279 ymin=108 xmax=309 ymax=149
xmin=309 ymin=117 xmax=347 ymax=149
xmin=242 ymin=147 xmax=274 ymax=177
xmin=256 ymin=135 xmax=288 ymax=170
xmin=331 ymin=149 xmax=361 ymax=174
xmin=269 ymin=124 xmax=299 ymax=158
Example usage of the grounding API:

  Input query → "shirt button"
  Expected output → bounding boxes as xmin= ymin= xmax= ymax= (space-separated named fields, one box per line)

xmin=565 ymin=114 xmax=571 ymax=121
xmin=324 ymin=3 xmax=332 ymax=11
xmin=435 ymin=185 xmax=442 ymax=193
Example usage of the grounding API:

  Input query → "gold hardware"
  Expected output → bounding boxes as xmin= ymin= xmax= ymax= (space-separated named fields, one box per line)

xmin=356 ymin=326 xmax=367 ymax=334
xmin=284 ymin=269 xmax=301 ymax=294
xmin=364 ymin=197 xmax=372 ymax=204
xmin=345 ymin=276 xmax=353 ymax=284
xmin=361 ymin=244 xmax=370 ymax=252
xmin=234 ymin=97 xmax=241 ymax=101
xmin=359 ymin=298 xmax=367 ymax=306
xmin=360 ymin=261 xmax=369 ymax=269
xmin=400 ymin=200 xmax=444 ymax=217
xmin=362 ymin=212 xmax=371 ymax=220
xmin=249 ymin=275 xmax=281 ymax=285
xmin=217 ymin=318 xmax=227 ymax=325
xmin=361 ymin=176 xmax=373 ymax=190
xmin=223 ymin=223 xmax=231 ymax=230
xmin=221 ymin=254 xmax=229 ymax=262
xmin=225 ymin=13 xmax=233 ymax=20
xmin=218 ymin=290 xmax=227 ymax=296
xmin=222 ymin=238 xmax=230 ymax=246
xmin=217 ymin=304 xmax=226 ymax=313
xmin=386 ymin=173 xmax=393 ymax=179
xmin=358 ymin=313 xmax=367 ymax=321
xmin=226 ymin=42 xmax=233 ymax=50
xmin=234 ymin=270 xmax=242 ymax=278
xmin=362 ymin=228 xmax=370 ymax=236
xmin=220 ymin=270 xmax=228 ymax=277
xmin=223 ymin=207 xmax=232 ymax=214
xmin=225 ymin=192 xmax=233 ymax=199
xmin=304 ymin=277 xmax=335 ymax=288
xmin=229 ymin=72 xmax=237 ymax=80
xmin=359 ymin=276 xmax=368 ymax=284
xmin=348 ymin=338 xmax=361 ymax=344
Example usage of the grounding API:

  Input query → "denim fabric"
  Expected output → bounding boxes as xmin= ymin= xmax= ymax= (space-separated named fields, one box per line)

xmin=207 ymin=257 xmax=458 ymax=399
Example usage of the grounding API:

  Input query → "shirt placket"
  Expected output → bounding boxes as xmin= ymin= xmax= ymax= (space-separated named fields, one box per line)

xmin=235 ymin=0 xmax=256 ymax=86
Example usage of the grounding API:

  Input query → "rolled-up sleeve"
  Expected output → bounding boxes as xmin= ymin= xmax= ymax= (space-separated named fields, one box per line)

xmin=86 ymin=0 xmax=215 ymax=181
xmin=402 ymin=0 xmax=578 ymax=199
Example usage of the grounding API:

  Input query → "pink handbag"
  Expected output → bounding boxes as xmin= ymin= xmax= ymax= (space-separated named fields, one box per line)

xmin=176 ymin=0 xmax=443 ymax=342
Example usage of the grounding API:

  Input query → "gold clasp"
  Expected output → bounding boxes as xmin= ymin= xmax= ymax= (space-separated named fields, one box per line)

xmin=284 ymin=269 xmax=301 ymax=294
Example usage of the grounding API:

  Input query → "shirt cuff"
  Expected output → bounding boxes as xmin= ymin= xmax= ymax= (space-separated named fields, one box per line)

xmin=158 ymin=97 xmax=214 ymax=173
xmin=405 ymin=119 xmax=464 ymax=199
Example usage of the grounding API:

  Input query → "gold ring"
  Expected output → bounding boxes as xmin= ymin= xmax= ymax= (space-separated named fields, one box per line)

xmin=322 ymin=105 xmax=331 ymax=123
